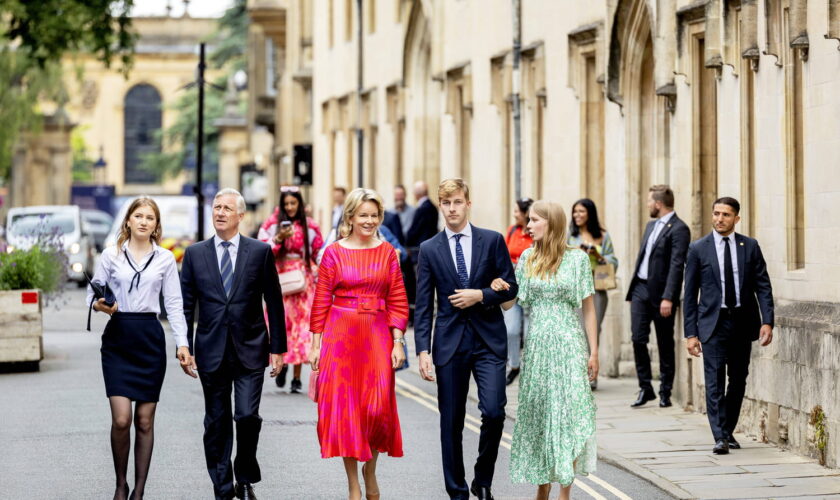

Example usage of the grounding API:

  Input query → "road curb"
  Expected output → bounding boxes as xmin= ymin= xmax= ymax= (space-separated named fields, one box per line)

xmin=595 ymin=446 xmax=696 ymax=500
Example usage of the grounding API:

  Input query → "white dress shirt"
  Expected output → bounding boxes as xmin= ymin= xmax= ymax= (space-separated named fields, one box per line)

xmin=86 ymin=242 xmax=188 ymax=347
xmin=637 ymin=211 xmax=676 ymax=280
xmin=444 ymin=223 xmax=473 ymax=281
xmin=214 ymin=233 xmax=241 ymax=271
xmin=713 ymin=231 xmax=741 ymax=308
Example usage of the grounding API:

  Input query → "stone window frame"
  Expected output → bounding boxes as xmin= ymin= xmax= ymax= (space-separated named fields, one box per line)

xmin=521 ymin=41 xmax=546 ymax=200
xmin=568 ymin=22 xmax=606 ymax=210
xmin=828 ymin=0 xmax=840 ymax=49
xmin=385 ymin=83 xmax=405 ymax=185
xmin=360 ymin=88 xmax=379 ymax=189
xmin=490 ymin=51 xmax=514 ymax=228
xmin=445 ymin=62 xmax=473 ymax=182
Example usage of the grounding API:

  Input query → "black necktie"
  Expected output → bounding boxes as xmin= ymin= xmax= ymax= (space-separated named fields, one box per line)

xmin=723 ymin=237 xmax=736 ymax=308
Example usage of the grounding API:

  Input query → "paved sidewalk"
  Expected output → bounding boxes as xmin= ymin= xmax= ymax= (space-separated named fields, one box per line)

xmin=501 ymin=375 xmax=840 ymax=499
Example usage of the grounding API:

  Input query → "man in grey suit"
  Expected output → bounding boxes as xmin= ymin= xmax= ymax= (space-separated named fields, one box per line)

xmin=684 ymin=196 xmax=774 ymax=455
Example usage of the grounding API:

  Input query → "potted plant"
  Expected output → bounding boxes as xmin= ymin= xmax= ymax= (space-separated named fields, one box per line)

xmin=0 ymin=232 xmax=65 ymax=371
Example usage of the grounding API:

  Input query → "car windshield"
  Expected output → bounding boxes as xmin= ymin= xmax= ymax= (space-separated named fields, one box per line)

xmin=163 ymin=206 xmax=194 ymax=239
xmin=10 ymin=213 xmax=77 ymax=236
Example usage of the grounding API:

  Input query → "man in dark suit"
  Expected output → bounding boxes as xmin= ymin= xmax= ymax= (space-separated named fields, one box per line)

xmin=626 ymin=184 xmax=690 ymax=408
xmin=406 ymin=180 xmax=440 ymax=251
xmin=383 ymin=209 xmax=405 ymax=246
xmin=415 ymin=179 xmax=518 ymax=500
xmin=179 ymin=188 xmax=286 ymax=500
xmin=684 ymin=197 xmax=774 ymax=455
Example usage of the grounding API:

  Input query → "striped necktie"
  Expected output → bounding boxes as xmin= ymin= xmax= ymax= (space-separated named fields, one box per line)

xmin=220 ymin=241 xmax=233 ymax=297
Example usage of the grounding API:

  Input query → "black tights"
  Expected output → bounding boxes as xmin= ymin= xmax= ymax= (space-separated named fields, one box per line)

xmin=109 ymin=396 xmax=157 ymax=500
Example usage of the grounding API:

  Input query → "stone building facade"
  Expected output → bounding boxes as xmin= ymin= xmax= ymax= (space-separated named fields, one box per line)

xmin=250 ymin=0 xmax=840 ymax=467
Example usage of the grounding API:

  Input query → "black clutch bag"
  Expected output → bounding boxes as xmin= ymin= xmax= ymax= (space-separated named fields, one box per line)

xmin=85 ymin=272 xmax=115 ymax=331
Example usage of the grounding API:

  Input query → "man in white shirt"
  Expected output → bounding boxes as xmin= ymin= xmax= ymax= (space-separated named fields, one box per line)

xmin=625 ymin=185 xmax=690 ymax=409
xmin=683 ymin=197 xmax=774 ymax=454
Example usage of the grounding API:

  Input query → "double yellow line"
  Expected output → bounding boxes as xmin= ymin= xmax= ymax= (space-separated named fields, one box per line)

xmin=394 ymin=377 xmax=633 ymax=500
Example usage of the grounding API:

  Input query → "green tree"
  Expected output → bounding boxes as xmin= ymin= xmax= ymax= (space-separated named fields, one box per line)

xmin=140 ymin=0 xmax=247 ymax=182
xmin=0 ymin=0 xmax=136 ymax=180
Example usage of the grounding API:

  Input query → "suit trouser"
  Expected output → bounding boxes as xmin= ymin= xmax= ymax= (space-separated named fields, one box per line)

xmin=436 ymin=326 xmax=507 ymax=499
xmin=630 ymin=281 xmax=676 ymax=396
xmin=199 ymin=338 xmax=265 ymax=499
xmin=701 ymin=310 xmax=752 ymax=441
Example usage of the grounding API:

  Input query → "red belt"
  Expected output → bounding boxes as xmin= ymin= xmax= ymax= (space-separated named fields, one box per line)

xmin=333 ymin=295 xmax=386 ymax=313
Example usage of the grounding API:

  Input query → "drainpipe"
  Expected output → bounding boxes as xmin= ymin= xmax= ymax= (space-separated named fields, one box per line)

xmin=356 ymin=0 xmax=364 ymax=187
xmin=512 ymin=0 xmax=522 ymax=200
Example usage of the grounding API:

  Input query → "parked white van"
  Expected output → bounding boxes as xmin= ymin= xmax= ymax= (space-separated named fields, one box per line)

xmin=5 ymin=205 xmax=94 ymax=286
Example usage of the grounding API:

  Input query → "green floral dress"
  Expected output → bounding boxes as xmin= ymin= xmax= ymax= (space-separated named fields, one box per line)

xmin=509 ymin=247 xmax=597 ymax=486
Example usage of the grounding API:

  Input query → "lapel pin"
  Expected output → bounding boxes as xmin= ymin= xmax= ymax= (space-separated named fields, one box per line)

xmin=740 ymin=242 xmax=744 ymax=246
xmin=667 ymin=224 xmax=672 ymax=227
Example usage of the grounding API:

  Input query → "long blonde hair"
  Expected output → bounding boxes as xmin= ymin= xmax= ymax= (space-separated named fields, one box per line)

xmin=525 ymin=200 xmax=571 ymax=279
xmin=338 ymin=188 xmax=384 ymax=238
xmin=116 ymin=197 xmax=162 ymax=249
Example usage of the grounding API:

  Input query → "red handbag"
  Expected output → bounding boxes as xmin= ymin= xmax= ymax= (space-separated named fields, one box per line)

xmin=308 ymin=370 xmax=319 ymax=402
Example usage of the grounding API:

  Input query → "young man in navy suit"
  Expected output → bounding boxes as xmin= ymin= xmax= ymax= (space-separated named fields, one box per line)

xmin=414 ymin=178 xmax=518 ymax=500
xmin=684 ymin=197 xmax=774 ymax=455
xmin=179 ymin=188 xmax=286 ymax=500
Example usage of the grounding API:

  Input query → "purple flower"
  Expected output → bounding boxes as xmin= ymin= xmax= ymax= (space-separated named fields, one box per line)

xmin=11 ymin=262 xmax=16 ymax=267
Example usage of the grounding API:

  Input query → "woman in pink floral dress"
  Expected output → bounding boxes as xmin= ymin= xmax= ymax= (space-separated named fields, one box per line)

xmin=258 ymin=188 xmax=323 ymax=392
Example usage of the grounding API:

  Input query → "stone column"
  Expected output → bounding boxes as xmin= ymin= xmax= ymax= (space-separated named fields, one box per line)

xmin=10 ymin=112 xmax=75 ymax=207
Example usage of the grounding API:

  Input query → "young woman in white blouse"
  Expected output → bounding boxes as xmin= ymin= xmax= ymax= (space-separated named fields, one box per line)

xmin=87 ymin=197 xmax=189 ymax=500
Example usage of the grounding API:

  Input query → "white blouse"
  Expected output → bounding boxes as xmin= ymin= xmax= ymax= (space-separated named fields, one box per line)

xmin=86 ymin=242 xmax=189 ymax=348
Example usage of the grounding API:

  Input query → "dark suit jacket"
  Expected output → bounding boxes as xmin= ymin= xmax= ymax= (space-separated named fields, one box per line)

xmin=414 ymin=225 xmax=518 ymax=366
xmin=683 ymin=232 xmax=774 ymax=342
xmin=406 ymin=199 xmax=439 ymax=248
xmin=383 ymin=210 xmax=405 ymax=246
xmin=625 ymin=213 xmax=691 ymax=306
xmin=181 ymin=236 xmax=286 ymax=372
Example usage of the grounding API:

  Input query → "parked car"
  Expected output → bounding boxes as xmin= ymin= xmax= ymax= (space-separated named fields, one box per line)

xmin=81 ymin=209 xmax=114 ymax=253
xmin=104 ymin=196 xmax=212 ymax=264
xmin=5 ymin=205 xmax=94 ymax=286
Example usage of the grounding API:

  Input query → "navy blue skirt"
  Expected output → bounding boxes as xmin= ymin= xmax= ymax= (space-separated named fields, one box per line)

xmin=101 ymin=312 xmax=166 ymax=402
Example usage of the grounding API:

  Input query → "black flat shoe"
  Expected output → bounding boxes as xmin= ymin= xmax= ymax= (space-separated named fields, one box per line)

xmin=235 ymin=482 xmax=257 ymax=500
xmin=630 ymin=389 xmax=656 ymax=408
xmin=275 ymin=365 xmax=288 ymax=388
xmin=713 ymin=439 xmax=730 ymax=455
xmin=505 ymin=368 xmax=520 ymax=386
xmin=727 ymin=435 xmax=741 ymax=449
xmin=470 ymin=483 xmax=494 ymax=500
xmin=290 ymin=378 xmax=302 ymax=393
xmin=659 ymin=394 xmax=672 ymax=407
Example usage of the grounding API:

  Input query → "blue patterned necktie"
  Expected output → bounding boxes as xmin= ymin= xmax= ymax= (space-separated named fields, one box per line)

xmin=454 ymin=234 xmax=469 ymax=288
xmin=220 ymin=241 xmax=233 ymax=297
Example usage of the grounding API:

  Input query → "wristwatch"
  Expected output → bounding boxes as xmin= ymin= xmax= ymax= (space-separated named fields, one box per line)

xmin=393 ymin=337 xmax=406 ymax=345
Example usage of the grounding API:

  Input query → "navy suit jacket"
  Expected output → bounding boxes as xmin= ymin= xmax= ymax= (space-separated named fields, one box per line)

xmin=625 ymin=213 xmax=691 ymax=306
xmin=383 ymin=210 xmax=405 ymax=246
xmin=181 ymin=236 xmax=286 ymax=372
xmin=414 ymin=225 xmax=518 ymax=366
xmin=683 ymin=232 xmax=774 ymax=343
xmin=406 ymin=199 xmax=439 ymax=248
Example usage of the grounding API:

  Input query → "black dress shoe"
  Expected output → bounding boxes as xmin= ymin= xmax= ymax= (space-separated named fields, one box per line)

xmin=630 ymin=389 xmax=656 ymax=408
xmin=505 ymin=368 xmax=520 ymax=386
xmin=659 ymin=394 xmax=672 ymax=407
xmin=727 ymin=435 xmax=741 ymax=449
xmin=235 ymin=483 xmax=257 ymax=500
xmin=290 ymin=378 xmax=302 ymax=393
xmin=275 ymin=365 xmax=288 ymax=388
xmin=713 ymin=439 xmax=730 ymax=455
xmin=470 ymin=483 xmax=494 ymax=500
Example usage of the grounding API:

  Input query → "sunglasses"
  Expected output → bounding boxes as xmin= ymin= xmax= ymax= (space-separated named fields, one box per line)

xmin=281 ymin=186 xmax=301 ymax=193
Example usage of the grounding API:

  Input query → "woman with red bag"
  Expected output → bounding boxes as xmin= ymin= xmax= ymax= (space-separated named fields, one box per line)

xmin=258 ymin=187 xmax=323 ymax=392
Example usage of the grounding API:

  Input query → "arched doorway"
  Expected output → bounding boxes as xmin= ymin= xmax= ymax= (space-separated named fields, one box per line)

xmin=402 ymin=0 xmax=439 ymax=189
xmin=124 ymin=84 xmax=162 ymax=184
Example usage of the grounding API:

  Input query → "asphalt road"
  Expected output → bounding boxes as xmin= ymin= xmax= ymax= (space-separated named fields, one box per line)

xmin=0 ymin=288 xmax=673 ymax=499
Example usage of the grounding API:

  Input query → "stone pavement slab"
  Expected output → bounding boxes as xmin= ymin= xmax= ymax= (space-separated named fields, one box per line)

xmin=496 ymin=375 xmax=840 ymax=499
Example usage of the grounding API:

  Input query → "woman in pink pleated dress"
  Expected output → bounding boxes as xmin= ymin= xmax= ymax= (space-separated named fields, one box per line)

xmin=309 ymin=188 xmax=409 ymax=500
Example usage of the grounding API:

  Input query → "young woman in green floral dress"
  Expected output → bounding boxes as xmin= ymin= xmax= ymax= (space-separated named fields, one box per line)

xmin=492 ymin=200 xmax=599 ymax=500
